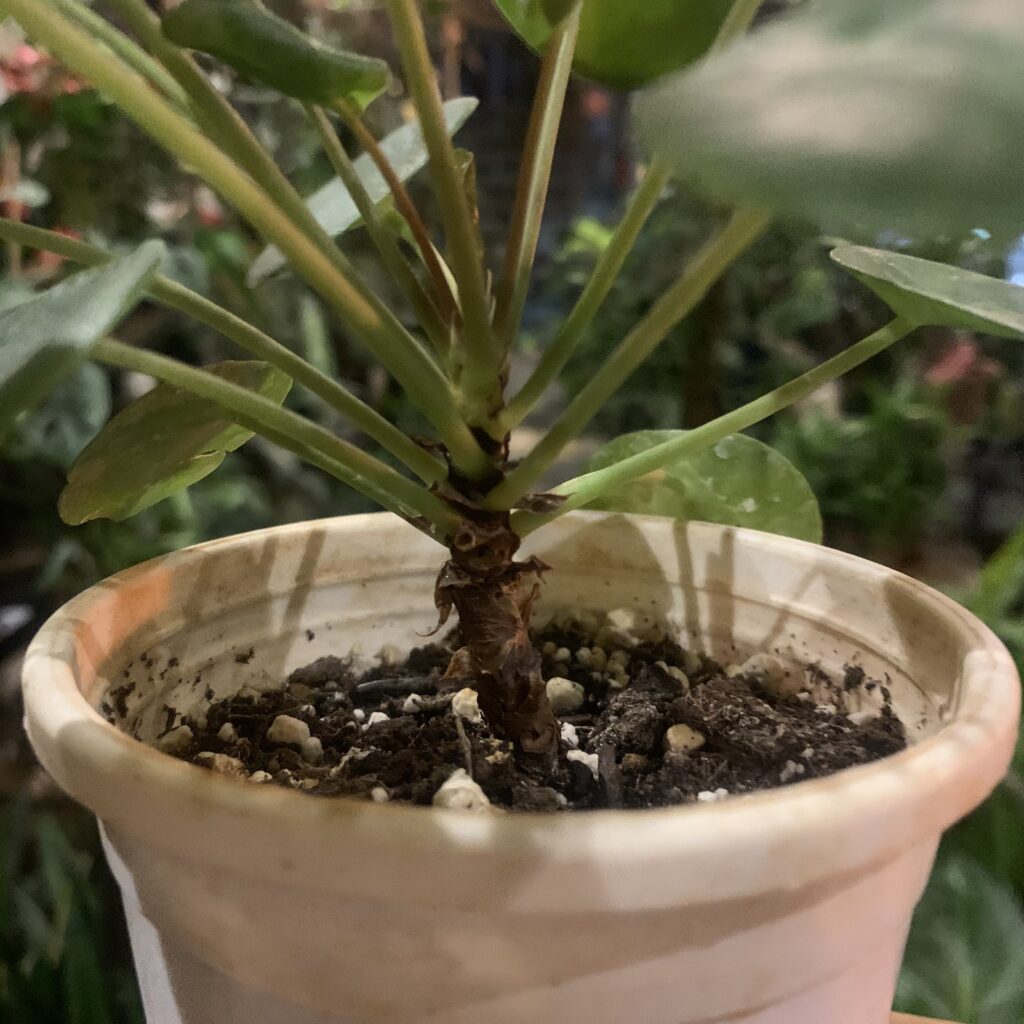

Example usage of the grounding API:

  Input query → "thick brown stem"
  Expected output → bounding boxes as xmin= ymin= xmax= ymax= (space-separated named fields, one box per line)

xmin=433 ymin=514 xmax=558 ymax=756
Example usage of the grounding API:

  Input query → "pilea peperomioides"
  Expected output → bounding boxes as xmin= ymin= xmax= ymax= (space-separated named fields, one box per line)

xmin=2 ymin=0 xmax=1023 ymax=755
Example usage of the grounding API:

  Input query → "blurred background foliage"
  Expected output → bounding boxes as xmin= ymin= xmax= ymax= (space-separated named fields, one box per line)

xmin=0 ymin=1 xmax=1022 ymax=1021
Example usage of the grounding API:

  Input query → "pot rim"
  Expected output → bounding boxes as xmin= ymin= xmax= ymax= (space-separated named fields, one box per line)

xmin=21 ymin=512 xmax=1021 ymax=908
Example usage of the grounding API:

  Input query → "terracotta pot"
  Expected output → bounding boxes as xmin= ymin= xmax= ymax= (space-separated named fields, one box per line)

xmin=22 ymin=512 xmax=1019 ymax=1024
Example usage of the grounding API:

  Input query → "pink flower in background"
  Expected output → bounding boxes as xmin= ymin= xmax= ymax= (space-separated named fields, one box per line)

xmin=926 ymin=337 xmax=1003 ymax=425
xmin=1 ymin=42 xmax=84 ymax=100
xmin=195 ymin=186 xmax=226 ymax=228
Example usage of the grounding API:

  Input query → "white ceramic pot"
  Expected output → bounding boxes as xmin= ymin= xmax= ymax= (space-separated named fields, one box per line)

xmin=22 ymin=511 xmax=1019 ymax=1024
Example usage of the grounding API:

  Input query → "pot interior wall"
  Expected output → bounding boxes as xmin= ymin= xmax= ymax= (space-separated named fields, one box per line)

xmin=87 ymin=514 xmax=944 ymax=748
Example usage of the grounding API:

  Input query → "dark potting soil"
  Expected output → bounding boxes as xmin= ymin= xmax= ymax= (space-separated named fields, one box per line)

xmin=152 ymin=616 xmax=907 ymax=812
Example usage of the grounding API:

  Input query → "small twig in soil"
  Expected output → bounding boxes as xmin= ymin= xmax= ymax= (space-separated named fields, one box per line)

xmin=454 ymin=714 xmax=474 ymax=777
xmin=355 ymin=676 xmax=438 ymax=700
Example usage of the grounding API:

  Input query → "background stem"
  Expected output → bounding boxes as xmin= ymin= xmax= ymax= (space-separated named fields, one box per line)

xmin=500 ymin=157 xmax=671 ymax=431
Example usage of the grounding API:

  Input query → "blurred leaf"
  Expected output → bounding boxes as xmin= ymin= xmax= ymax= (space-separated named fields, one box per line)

xmin=249 ymin=98 xmax=477 ymax=284
xmin=0 ymin=242 xmax=165 ymax=444
xmin=8 ymin=363 xmax=112 ymax=469
xmin=297 ymin=294 xmax=336 ymax=378
xmin=945 ymin=745 xmax=1024 ymax=903
xmin=158 ymin=244 xmax=211 ymax=294
xmin=0 ymin=179 xmax=50 ymax=208
xmin=583 ymin=430 xmax=823 ymax=542
xmin=760 ymin=265 xmax=839 ymax=337
xmin=832 ymin=246 xmax=1024 ymax=340
xmin=59 ymin=361 xmax=291 ymax=524
xmin=772 ymin=382 xmax=947 ymax=550
xmin=966 ymin=521 xmax=1024 ymax=626
xmin=62 ymin=901 xmax=113 ymax=1024
xmin=636 ymin=0 xmax=1024 ymax=236
xmin=541 ymin=0 xmax=576 ymax=24
xmin=33 ymin=816 xmax=76 ymax=967
xmin=897 ymin=853 xmax=1024 ymax=1024
xmin=494 ymin=0 xmax=733 ymax=90
xmin=10 ymin=886 xmax=52 ymax=969
xmin=0 ymin=279 xmax=39 ymax=312
xmin=163 ymin=0 xmax=390 ymax=107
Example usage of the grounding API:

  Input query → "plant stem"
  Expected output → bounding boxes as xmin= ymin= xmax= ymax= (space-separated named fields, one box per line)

xmin=493 ymin=3 xmax=581 ymax=355
xmin=512 ymin=317 xmax=914 ymax=535
xmin=335 ymin=99 xmax=458 ymax=323
xmin=93 ymin=339 xmax=459 ymax=537
xmin=500 ymin=158 xmax=672 ymax=431
xmin=499 ymin=0 xmax=767 ymax=436
xmin=309 ymin=105 xmax=450 ymax=360
xmin=0 ymin=218 xmax=446 ymax=484
xmin=487 ymin=207 xmax=771 ymax=508
xmin=52 ymin=0 xmax=189 ymax=109
xmin=153 ymin=280 xmax=449 ymax=484
xmin=713 ymin=0 xmax=768 ymax=49
xmin=104 ymin=0 xmax=456 ymax=385
xmin=387 ymin=0 xmax=502 ymax=428
xmin=104 ymin=0 xmax=316 ymax=228
xmin=2 ymin=0 xmax=490 ymax=475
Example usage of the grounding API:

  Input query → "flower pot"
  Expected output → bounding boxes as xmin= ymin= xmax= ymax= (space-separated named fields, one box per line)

xmin=22 ymin=511 xmax=1019 ymax=1024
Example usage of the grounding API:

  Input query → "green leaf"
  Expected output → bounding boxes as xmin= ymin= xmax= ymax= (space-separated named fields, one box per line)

xmin=541 ymin=0 xmax=577 ymax=25
xmin=494 ymin=0 xmax=733 ymax=90
xmin=831 ymin=245 xmax=1024 ymax=340
xmin=0 ymin=242 xmax=165 ymax=444
xmin=62 ymin=900 xmax=114 ymax=1024
xmin=635 ymin=0 xmax=1024 ymax=236
xmin=967 ymin=521 xmax=1024 ymax=631
xmin=248 ymin=97 xmax=477 ymax=285
xmin=945 ymin=760 xmax=1024 ymax=904
xmin=582 ymin=430 xmax=823 ymax=542
xmin=8 ymin=363 xmax=112 ymax=469
xmin=59 ymin=360 xmax=291 ymax=524
xmin=896 ymin=853 xmax=1024 ymax=1024
xmin=163 ymin=0 xmax=390 ymax=107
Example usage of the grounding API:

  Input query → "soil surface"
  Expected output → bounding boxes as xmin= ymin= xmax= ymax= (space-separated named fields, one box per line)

xmin=141 ymin=611 xmax=907 ymax=812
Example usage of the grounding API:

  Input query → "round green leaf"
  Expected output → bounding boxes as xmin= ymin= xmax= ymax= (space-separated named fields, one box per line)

xmin=59 ymin=360 xmax=291 ymax=524
xmin=583 ymin=430 xmax=823 ymax=543
xmin=0 ymin=241 xmax=165 ymax=444
xmin=635 ymin=0 xmax=1024 ymax=236
xmin=831 ymin=245 xmax=1024 ymax=340
xmin=494 ymin=0 xmax=733 ymax=90
xmin=249 ymin=98 xmax=478 ymax=286
xmin=163 ymin=0 xmax=390 ymax=107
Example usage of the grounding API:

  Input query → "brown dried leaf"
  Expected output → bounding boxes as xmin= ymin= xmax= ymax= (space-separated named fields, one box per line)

xmin=514 ymin=492 xmax=568 ymax=514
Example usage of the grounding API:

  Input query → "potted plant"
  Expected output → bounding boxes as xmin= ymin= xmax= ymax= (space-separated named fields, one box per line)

xmin=4 ymin=0 xmax=1022 ymax=1021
